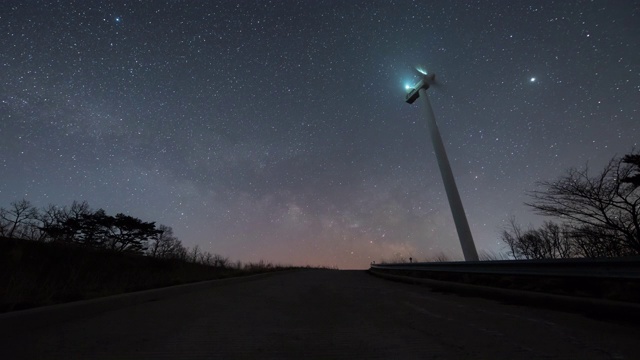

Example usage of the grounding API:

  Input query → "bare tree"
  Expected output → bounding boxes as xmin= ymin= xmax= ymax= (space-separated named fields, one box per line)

xmin=34 ymin=204 xmax=64 ymax=241
xmin=41 ymin=201 xmax=93 ymax=244
xmin=213 ymin=253 xmax=229 ymax=268
xmin=192 ymin=250 xmax=227 ymax=267
xmin=174 ymin=244 xmax=188 ymax=261
xmin=526 ymin=152 xmax=640 ymax=256
xmin=147 ymin=225 xmax=185 ymax=259
xmin=571 ymin=225 xmax=629 ymax=258
xmin=536 ymin=221 xmax=574 ymax=259
xmin=501 ymin=216 xmax=525 ymax=259
xmin=200 ymin=251 xmax=213 ymax=266
xmin=522 ymin=222 xmax=574 ymax=259
xmin=189 ymin=245 xmax=201 ymax=263
xmin=621 ymin=154 xmax=640 ymax=187
xmin=19 ymin=204 xmax=66 ymax=242
xmin=0 ymin=208 xmax=8 ymax=237
xmin=0 ymin=199 xmax=37 ymax=239
xmin=501 ymin=220 xmax=574 ymax=260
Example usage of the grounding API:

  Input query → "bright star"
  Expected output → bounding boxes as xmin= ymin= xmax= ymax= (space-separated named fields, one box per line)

xmin=530 ymin=77 xmax=536 ymax=82
xmin=115 ymin=17 xmax=121 ymax=22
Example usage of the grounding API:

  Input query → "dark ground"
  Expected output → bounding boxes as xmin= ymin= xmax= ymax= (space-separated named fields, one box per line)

xmin=0 ymin=237 xmax=277 ymax=312
xmin=1 ymin=270 xmax=638 ymax=359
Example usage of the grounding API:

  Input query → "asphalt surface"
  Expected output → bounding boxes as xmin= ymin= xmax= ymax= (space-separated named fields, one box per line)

xmin=1 ymin=269 xmax=639 ymax=359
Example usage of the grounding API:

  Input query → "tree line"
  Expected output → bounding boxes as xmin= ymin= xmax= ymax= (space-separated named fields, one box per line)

xmin=502 ymin=151 xmax=640 ymax=259
xmin=0 ymin=200 xmax=229 ymax=266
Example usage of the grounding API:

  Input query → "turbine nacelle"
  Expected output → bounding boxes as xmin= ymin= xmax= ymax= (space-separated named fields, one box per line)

xmin=405 ymin=71 xmax=436 ymax=104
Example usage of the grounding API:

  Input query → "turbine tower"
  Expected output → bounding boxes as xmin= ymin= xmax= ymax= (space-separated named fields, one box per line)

xmin=405 ymin=68 xmax=479 ymax=261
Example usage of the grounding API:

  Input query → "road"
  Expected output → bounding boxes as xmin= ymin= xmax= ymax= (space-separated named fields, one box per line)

xmin=1 ymin=270 xmax=638 ymax=359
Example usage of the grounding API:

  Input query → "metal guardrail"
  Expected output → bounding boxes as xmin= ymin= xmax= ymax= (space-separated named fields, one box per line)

xmin=370 ymin=257 xmax=640 ymax=279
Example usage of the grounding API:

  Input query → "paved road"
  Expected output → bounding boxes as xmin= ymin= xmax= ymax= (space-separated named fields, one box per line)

xmin=1 ymin=270 xmax=638 ymax=359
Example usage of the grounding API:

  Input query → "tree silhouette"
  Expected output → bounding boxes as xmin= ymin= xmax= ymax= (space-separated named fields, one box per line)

xmin=0 ymin=200 xmax=36 ymax=239
xmin=524 ymin=151 xmax=640 ymax=257
xmin=621 ymin=154 xmax=640 ymax=187
xmin=41 ymin=201 xmax=93 ymax=244
xmin=501 ymin=219 xmax=574 ymax=260
xmin=147 ymin=225 xmax=185 ymax=259
xmin=38 ymin=204 xmax=161 ymax=254
xmin=78 ymin=209 xmax=110 ymax=248
xmin=1 ymin=199 xmax=222 ymax=263
xmin=102 ymin=213 xmax=160 ymax=253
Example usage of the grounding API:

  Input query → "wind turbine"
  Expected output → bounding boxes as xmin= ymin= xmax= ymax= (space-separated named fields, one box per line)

xmin=405 ymin=67 xmax=479 ymax=262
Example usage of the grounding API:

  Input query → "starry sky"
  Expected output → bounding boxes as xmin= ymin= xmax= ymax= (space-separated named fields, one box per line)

xmin=1 ymin=1 xmax=638 ymax=269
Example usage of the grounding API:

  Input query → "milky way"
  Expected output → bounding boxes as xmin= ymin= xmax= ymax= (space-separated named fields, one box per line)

xmin=1 ymin=1 xmax=638 ymax=268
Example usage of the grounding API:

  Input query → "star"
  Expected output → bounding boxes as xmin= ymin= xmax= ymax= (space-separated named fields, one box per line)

xmin=530 ymin=77 xmax=536 ymax=82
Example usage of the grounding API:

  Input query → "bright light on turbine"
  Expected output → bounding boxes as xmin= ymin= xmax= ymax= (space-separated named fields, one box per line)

xmin=405 ymin=84 xmax=412 ymax=90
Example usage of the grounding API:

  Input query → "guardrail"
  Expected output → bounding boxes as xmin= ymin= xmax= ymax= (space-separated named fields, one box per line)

xmin=370 ymin=257 xmax=640 ymax=279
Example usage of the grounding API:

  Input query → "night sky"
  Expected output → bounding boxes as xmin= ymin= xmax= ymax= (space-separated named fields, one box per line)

xmin=1 ymin=1 xmax=638 ymax=268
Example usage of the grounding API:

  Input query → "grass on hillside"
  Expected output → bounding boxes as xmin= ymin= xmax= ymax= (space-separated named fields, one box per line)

xmin=0 ymin=237 xmax=308 ymax=313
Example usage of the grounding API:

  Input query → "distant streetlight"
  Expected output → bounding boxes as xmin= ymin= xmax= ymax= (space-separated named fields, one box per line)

xmin=405 ymin=69 xmax=479 ymax=261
